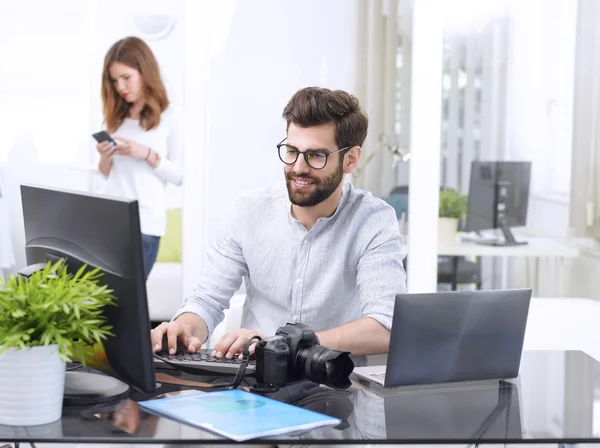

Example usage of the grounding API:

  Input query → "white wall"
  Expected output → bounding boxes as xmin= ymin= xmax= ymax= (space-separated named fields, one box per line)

xmin=502 ymin=0 xmax=575 ymax=243
xmin=526 ymin=196 xmax=570 ymax=238
xmin=499 ymin=0 xmax=593 ymax=298
xmin=182 ymin=0 xmax=360 ymax=295
xmin=504 ymin=0 xmax=576 ymax=198
xmin=202 ymin=0 xmax=359 ymax=238
xmin=0 ymin=0 xmax=96 ymax=272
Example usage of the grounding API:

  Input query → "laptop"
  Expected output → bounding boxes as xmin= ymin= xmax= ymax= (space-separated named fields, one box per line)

xmin=354 ymin=289 xmax=531 ymax=388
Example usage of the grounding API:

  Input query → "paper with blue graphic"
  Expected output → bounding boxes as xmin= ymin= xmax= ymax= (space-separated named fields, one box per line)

xmin=138 ymin=389 xmax=341 ymax=441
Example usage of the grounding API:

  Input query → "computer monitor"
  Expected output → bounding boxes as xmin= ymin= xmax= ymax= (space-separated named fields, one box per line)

xmin=20 ymin=184 xmax=156 ymax=405
xmin=465 ymin=161 xmax=532 ymax=246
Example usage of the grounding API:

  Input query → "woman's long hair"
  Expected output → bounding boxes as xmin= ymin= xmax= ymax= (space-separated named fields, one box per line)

xmin=101 ymin=37 xmax=169 ymax=133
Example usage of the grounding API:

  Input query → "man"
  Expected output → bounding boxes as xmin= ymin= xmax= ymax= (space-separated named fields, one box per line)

xmin=151 ymin=87 xmax=406 ymax=359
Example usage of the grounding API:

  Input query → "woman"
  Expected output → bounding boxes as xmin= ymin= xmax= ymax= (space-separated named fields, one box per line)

xmin=96 ymin=36 xmax=183 ymax=279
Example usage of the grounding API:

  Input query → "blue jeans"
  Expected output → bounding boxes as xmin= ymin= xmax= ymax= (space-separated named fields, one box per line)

xmin=142 ymin=234 xmax=161 ymax=279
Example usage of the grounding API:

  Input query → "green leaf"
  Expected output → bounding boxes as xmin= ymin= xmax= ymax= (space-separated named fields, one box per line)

xmin=439 ymin=188 xmax=468 ymax=219
xmin=0 ymin=260 xmax=118 ymax=365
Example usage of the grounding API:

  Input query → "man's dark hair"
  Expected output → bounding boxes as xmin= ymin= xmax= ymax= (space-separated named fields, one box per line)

xmin=282 ymin=87 xmax=368 ymax=149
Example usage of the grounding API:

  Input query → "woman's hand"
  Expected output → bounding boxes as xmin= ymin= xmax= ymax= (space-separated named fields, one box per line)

xmin=96 ymin=141 xmax=115 ymax=158
xmin=113 ymin=137 xmax=149 ymax=160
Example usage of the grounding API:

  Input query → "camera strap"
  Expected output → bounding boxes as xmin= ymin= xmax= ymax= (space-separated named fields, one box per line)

xmin=199 ymin=335 xmax=263 ymax=391
xmin=230 ymin=335 xmax=262 ymax=389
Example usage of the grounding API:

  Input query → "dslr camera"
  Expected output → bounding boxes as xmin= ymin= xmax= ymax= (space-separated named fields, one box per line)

xmin=254 ymin=322 xmax=354 ymax=389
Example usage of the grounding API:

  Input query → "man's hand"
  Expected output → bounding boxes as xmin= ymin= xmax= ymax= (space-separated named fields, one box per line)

xmin=151 ymin=320 xmax=205 ymax=354
xmin=316 ymin=317 xmax=390 ymax=356
xmin=212 ymin=328 xmax=264 ymax=359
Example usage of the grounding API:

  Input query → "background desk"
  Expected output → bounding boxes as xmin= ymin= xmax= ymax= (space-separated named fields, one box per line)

xmin=402 ymin=233 xmax=580 ymax=292
xmin=1 ymin=350 xmax=599 ymax=446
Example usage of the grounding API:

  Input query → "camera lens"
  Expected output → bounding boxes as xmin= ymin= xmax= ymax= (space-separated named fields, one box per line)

xmin=296 ymin=346 xmax=354 ymax=389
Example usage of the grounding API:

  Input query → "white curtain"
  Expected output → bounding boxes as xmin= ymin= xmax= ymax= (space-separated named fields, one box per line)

xmin=570 ymin=0 xmax=600 ymax=240
xmin=0 ymin=169 xmax=15 ymax=280
xmin=352 ymin=0 xmax=400 ymax=198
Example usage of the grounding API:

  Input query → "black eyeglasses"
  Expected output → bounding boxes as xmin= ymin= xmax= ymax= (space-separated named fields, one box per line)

xmin=277 ymin=137 xmax=352 ymax=170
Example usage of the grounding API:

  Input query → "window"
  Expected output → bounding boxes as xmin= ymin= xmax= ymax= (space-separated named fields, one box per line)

xmin=0 ymin=0 xmax=94 ymax=168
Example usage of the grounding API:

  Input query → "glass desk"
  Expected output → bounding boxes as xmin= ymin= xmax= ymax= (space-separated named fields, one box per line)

xmin=1 ymin=350 xmax=600 ymax=445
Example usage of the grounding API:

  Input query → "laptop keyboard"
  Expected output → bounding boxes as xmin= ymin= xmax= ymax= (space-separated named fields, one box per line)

xmin=369 ymin=372 xmax=386 ymax=382
xmin=154 ymin=350 xmax=256 ymax=375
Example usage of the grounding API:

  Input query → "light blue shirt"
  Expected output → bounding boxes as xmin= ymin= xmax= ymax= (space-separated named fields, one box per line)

xmin=173 ymin=182 xmax=407 ymax=337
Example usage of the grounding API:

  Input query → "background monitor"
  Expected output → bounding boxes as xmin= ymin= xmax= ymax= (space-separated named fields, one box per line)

xmin=465 ymin=161 xmax=532 ymax=246
xmin=20 ymin=184 xmax=156 ymax=404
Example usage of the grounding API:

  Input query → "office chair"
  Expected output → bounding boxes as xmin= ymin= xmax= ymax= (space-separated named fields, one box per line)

xmin=436 ymin=255 xmax=482 ymax=290
xmin=382 ymin=187 xmax=482 ymax=290
xmin=390 ymin=185 xmax=409 ymax=195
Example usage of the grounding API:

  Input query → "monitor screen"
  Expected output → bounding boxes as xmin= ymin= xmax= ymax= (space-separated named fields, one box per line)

xmin=465 ymin=161 xmax=532 ymax=233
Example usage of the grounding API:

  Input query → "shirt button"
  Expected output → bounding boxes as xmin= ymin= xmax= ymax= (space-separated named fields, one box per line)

xmin=303 ymin=240 xmax=308 ymax=245
xmin=296 ymin=278 xmax=301 ymax=284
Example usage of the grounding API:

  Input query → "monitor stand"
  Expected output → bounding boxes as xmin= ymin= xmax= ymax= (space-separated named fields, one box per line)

xmin=475 ymin=222 xmax=528 ymax=247
xmin=63 ymin=371 xmax=130 ymax=406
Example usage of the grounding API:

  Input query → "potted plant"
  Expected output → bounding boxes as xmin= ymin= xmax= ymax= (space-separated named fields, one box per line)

xmin=438 ymin=188 xmax=468 ymax=243
xmin=0 ymin=260 xmax=115 ymax=426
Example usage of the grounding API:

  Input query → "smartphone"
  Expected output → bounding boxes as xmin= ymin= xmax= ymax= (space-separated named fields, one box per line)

xmin=92 ymin=130 xmax=117 ymax=146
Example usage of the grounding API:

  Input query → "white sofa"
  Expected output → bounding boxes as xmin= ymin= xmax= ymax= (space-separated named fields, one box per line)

xmin=146 ymin=262 xmax=183 ymax=322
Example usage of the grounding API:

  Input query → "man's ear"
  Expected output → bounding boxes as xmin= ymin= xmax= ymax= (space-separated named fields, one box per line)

xmin=343 ymin=146 xmax=362 ymax=174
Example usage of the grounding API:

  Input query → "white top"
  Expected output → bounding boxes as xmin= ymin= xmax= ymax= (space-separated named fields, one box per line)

xmin=104 ymin=106 xmax=183 ymax=237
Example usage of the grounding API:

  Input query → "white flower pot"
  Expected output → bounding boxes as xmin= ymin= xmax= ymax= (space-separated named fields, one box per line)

xmin=438 ymin=217 xmax=459 ymax=243
xmin=0 ymin=344 xmax=66 ymax=426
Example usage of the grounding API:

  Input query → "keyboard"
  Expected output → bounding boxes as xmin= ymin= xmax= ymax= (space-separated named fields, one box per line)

xmin=153 ymin=349 xmax=256 ymax=375
xmin=368 ymin=372 xmax=386 ymax=382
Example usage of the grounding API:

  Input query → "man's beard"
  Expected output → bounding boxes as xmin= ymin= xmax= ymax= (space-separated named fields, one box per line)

xmin=285 ymin=161 xmax=344 ymax=207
